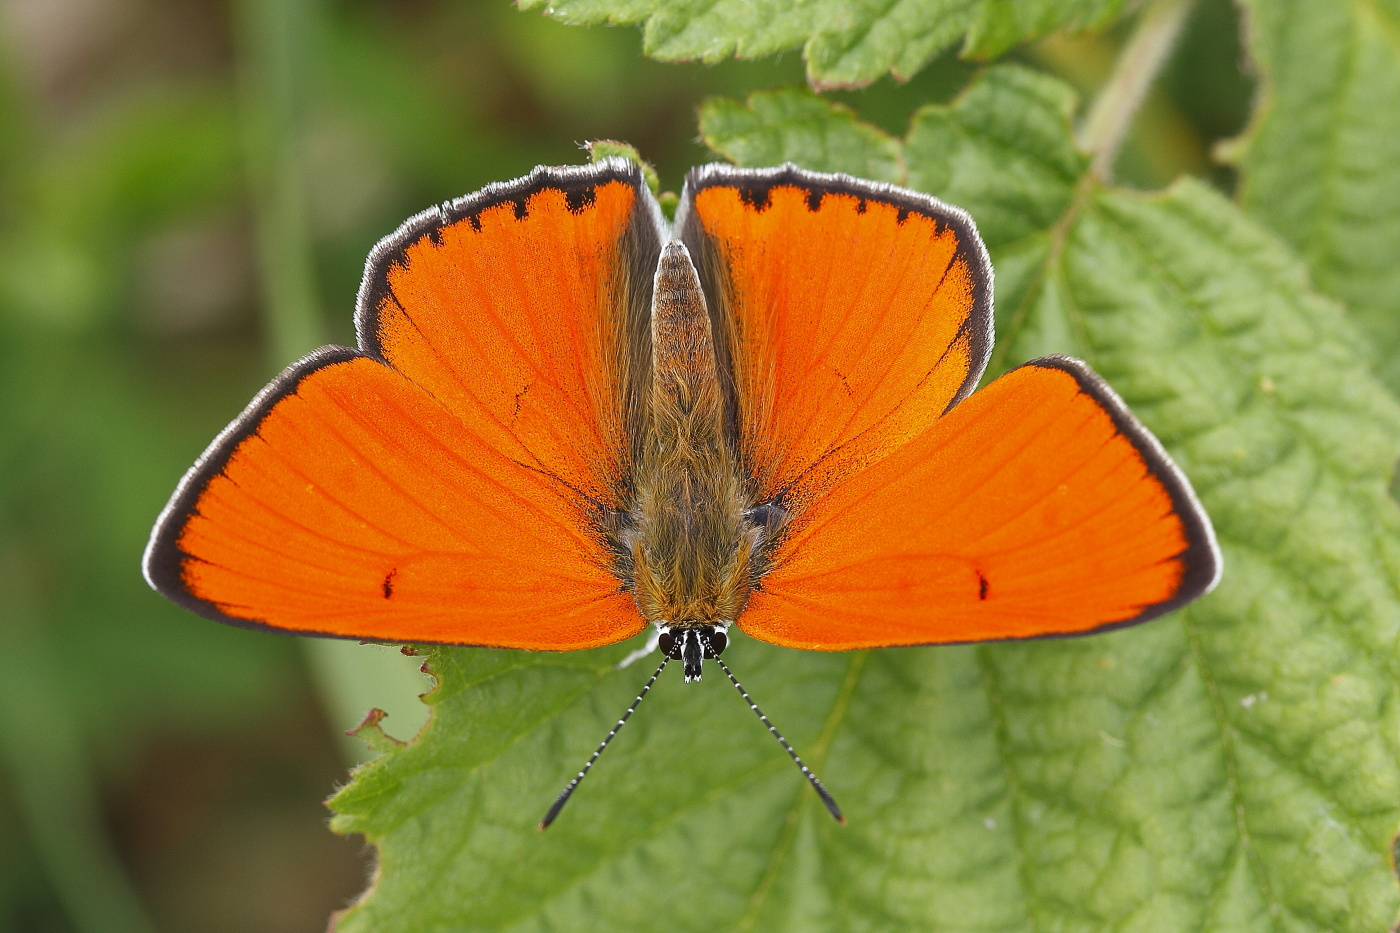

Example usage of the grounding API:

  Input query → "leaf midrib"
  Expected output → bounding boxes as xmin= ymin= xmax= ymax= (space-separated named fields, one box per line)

xmin=494 ymin=757 xmax=793 ymax=933
xmin=736 ymin=649 xmax=869 ymax=932
xmin=976 ymin=645 xmax=1037 ymax=931
xmin=985 ymin=174 xmax=1101 ymax=376
xmin=1183 ymin=611 xmax=1285 ymax=932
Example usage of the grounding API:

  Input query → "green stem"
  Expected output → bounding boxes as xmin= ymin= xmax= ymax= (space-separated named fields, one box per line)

xmin=1078 ymin=0 xmax=1196 ymax=181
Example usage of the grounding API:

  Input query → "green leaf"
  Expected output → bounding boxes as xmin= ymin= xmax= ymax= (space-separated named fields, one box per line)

xmin=586 ymin=139 xmax=663 ymax=194
xmin=328 ymin=67 xmax=1400 ymax=931
xmin=700 ymin=89 xmax=904 ymax=182
xmin=1228 ymin=0 xmax=1400 ymax=393
xmin=516 ymin=0 xmax=1129 ymax=89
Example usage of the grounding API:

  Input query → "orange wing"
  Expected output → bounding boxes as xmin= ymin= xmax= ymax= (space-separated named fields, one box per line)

xmin=677 ymin=164 xmax=993 ymax=504
xmin=360 ymin=159 xmax=664 ymax=506
xmin=145 ymin=160 xmax=664 ymax=648
xmin=737 ymin=357 xmax=1221 ymax=649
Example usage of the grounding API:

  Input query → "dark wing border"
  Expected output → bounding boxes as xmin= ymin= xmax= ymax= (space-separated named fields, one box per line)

xmin=1013 ymin=354 xmax=1222 ymax=636
xmin=354 ymin=156 xmax=669 ymax=361
xmin=141 ymin=345 xmax=368 ymax=632
xmin=674 ymin=161 xmax=995 ymax=416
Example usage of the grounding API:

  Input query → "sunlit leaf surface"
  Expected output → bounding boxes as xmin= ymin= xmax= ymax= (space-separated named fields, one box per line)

xmin=329 ymin=67 xmax=1400 ymax=932
xmin=1231 ymin=0 xmax=1400 ymax=393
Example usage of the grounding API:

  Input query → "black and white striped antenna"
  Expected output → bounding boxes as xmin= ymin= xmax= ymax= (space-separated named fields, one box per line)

xmin=539 ymin=654 xmax=669 ymax=830
xmin=539 ymin=636 xmax=844 ymax=828
xmin=701 ymin=634 xmax=844 ymax=824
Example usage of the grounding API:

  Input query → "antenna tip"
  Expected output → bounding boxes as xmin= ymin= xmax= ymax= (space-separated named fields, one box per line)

xmin=818 ymin=792 xmax=845 ymax=824
xmin=537 ymin=820 xmax=550 ymax=832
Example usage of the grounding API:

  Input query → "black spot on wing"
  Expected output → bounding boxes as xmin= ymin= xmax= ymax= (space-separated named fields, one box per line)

xmin=565 ymin=186 xmax=598 ymax=213
xmin=737 ymin=184 xmax=774 ymax=211
xmin=382 ymin=568 xmax=397 ymax=599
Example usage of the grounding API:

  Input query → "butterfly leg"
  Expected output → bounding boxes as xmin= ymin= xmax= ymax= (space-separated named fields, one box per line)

xmin=614 ymin=624 xmax=663 ymax=670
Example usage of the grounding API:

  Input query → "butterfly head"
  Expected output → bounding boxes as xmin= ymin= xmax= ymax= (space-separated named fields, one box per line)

xmin=658 ymin=623 xmax=727 ymax=683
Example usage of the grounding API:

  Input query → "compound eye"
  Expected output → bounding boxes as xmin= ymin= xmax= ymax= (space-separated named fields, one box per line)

xmin=707 ymin=630 xmax=727 ymax=656
xmin=658 ymin=631 xmax=677 ymax=658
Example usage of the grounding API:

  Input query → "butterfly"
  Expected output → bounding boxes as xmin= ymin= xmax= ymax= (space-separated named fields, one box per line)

xmin=144 ymin=157 xmax=1221 ymax=828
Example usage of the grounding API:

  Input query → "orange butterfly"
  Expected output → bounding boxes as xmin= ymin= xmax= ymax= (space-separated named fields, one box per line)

xmin=144 ymin=159 xmax=1221 ymax=827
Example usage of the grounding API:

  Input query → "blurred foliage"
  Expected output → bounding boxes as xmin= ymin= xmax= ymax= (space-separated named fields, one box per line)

xmin=4 ymin=0 xmax=1394 ymax=931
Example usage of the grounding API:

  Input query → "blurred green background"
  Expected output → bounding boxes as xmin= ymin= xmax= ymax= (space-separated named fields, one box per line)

xmin=0 ymin=1 xmax=1251 ymax=931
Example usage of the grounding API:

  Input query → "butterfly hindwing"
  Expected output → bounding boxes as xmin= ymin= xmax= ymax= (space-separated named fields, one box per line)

xmin=737 ymin=356 xmax=1221 ymax=649
xmin=144 ymin=160 xmax=666 ymax=648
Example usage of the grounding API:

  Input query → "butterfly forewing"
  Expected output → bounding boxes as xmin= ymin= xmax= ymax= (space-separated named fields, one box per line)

xmin=144 ymin=159 xmax=665 ymax=648
xmin=676 ymin=164 xmax=994 ymax=505
xmin=359 ymin=160 xmax=665 ymax=505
